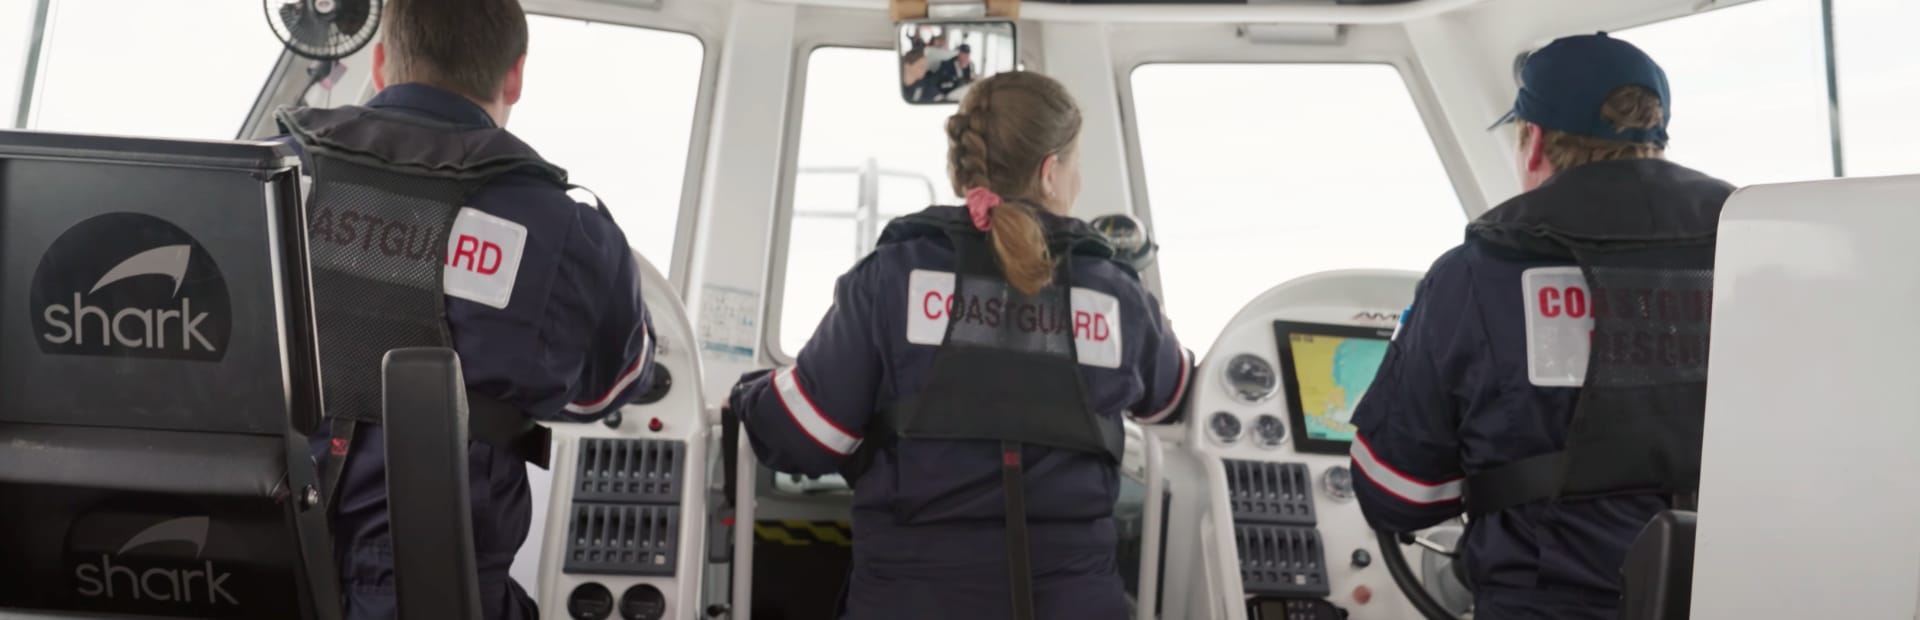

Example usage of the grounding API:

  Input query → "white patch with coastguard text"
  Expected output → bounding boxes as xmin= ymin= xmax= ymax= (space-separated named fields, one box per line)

xmin=906 ymin=269 xmax=1123 ymax=369
xmin=1522 ymin=267 xmax=1593 ymax=387
xmin=442 ymin=208 xmax=527 ymax=309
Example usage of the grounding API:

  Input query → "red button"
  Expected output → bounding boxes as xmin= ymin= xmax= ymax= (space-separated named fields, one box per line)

xmin=1352 ymin=585 xmax=1372 ymax=605
xmin=648 ymin=418 xmax=664 ymax=432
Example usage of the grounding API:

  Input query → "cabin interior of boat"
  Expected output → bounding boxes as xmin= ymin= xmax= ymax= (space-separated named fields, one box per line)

xmin=2 ymin=0 xmax=1918 ymax=618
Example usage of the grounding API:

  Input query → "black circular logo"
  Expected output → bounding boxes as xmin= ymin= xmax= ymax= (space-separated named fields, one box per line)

xmin=29 ymin=213 xmax=231 ymax=361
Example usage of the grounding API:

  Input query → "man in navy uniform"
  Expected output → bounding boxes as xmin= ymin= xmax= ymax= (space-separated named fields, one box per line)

xmin=280 ymin=0 xmax=655 ymax=617
xmin=1349 ymin=33 xmax=1733 ymax=619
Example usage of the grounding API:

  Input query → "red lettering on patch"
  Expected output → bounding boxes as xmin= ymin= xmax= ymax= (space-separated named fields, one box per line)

xmin=450 ymin=235 xmax=479 ymax=270
xmin=477 ymin=241 xmax=503 ymax=275
xmin=923 ymin=291 xmax=945 ymax=319
xmin=1564 ymin=287 xmax=1587 ymax=318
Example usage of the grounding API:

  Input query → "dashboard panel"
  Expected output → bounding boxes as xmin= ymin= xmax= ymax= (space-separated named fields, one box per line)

xmin=1164 ymin=269 xmax=1430 ymax=620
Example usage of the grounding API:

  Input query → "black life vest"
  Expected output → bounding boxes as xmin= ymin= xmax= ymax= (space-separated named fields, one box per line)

xmin=278 ymin=105 xmax=570 ymax=510
xmin=849 ymin=204 xmax=1128 ymax=620
xmin=843 ymin=205 xmax=1129 ymax=481
xmin=1462 ymin=158 xmax=1734 ymax=517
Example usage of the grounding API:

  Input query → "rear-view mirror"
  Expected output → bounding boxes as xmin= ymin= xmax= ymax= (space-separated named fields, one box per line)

xmin=897 ymin=20 xmax=1017 ymax=105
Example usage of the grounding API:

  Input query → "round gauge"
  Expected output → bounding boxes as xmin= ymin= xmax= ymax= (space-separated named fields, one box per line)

xmin=1251 ymin=414 xmax=1287 ymax=449
xmin=1223 ymin=354 xmax=1279 ymax=404
xmin=1322 ymin=465 xmax=1355 ymax=502
xmin=1207 ymin=411 xmax=1243 ymax=446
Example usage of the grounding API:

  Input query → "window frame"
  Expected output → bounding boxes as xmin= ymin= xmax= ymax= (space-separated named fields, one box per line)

xmin=766 ymin=33 xmax=1047 ymax=364
xmin=1121 ymin=53 xmax=1474 ymax=247
xmin=10 ymin=6 xmax=718 ymax=286
xmin=7 ymin=0 xmax=52 ymax=129
xmin=1117 ymin=59 xmax=1474 ymax=353
xmin=13 ymin=0 xmax=290 ymax=137
xmin=1513 ymin=0 xmax=1847 ymax=180
xmin=1117 ymin=58 xmax=1480 ymax=274
xmin=512 ymin=12 xmax=719 ymax=295
xmin=763 ymin=42 xmax=872 ymax=366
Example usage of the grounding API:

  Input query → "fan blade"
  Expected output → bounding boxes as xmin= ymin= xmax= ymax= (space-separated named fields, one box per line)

xmin=333 ymin=0 xmax=371 ymax=37
xmin=289 ymin=6 xmax=336 ymax=49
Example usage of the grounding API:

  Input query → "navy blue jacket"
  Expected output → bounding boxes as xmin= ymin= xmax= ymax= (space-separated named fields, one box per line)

xmin=730 ymin=208 xmax=1190 ymax=617
xmin=296 ymin=83 xmax=657 ymax=619
xmin=1349 ymin=159 xmax=1732 ymax=618
xmin=296 ymin=84 xmax=658 ymax=418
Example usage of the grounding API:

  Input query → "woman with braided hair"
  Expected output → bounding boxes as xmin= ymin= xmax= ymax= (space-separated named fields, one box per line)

xmin=727 ymin=71 xmax=1192 ymax=619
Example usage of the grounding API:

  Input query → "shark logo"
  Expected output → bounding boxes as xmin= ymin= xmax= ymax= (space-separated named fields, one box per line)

xmin=74 ymin=516 xmax=237 ymax=606
xmin=115 ymin=516 xmax=209 ymax=556
xmin=90 ymin=246 xmax=192 ymax=297
xmin=30 ymin=213 xmax=231 ymax=361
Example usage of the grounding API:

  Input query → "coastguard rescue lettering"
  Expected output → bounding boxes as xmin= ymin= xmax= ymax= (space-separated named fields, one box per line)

xmin=1522 ymin=266 xmax=1712 ymax=387
xmin=310 ymin=205 xmax=526 ymax=309
xmin=906 ymin=269 xmax=1122 ymax=368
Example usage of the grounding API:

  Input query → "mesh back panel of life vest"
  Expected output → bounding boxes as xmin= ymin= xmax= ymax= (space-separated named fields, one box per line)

xmin=281 ymin=105 xmax=566 ymax=427
xmin=301 ymin=153 xmax=466 ymax=425
xmin=1560 ymin=242 xmax=1715 ymax=497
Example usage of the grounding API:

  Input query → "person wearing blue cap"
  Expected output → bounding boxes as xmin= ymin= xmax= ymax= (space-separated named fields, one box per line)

xmin=1348 ymin=33 xmax=1734 ymax=618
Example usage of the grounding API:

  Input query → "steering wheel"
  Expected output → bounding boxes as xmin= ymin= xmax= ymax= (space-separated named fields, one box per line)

xmin=1375 ymin=528 xmax=1471 ymax=620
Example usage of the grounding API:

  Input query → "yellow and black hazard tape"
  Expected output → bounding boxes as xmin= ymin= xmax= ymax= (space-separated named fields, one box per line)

xmin=754 ymin=520 xmax=853 ymax=547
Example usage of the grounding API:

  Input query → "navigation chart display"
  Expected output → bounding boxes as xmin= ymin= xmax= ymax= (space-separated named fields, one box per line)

xmin=1273 ymin=321 xmax=1394 ymax=455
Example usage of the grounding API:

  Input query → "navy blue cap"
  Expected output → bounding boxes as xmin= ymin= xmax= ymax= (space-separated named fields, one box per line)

xmin=1493 ymin=33 xmax=1670 ymax=146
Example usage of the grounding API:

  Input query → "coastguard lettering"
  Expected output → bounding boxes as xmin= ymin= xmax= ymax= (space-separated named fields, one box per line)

xmin=1583 ymin=283 xmax=1712 ymax=369
xmin=1534 ymin=284 xmax=1711 ymax=324
xmin=309 ymin=206 xmax=443 ymax=263
xmin=311 ymin=206 xmax=515 ymax=276
xmin=919 ymin=289 xmax=1109 ymax=340
xmin=1523 ymin=267 xmax=1712 ymax=387
xmin=1534 ymin=283 xmax=1711 ymax=367
xmin=906 ymin=269 xmax=1125 ymax=368
xmin=446 ymin=234 xmax=505 ymax=275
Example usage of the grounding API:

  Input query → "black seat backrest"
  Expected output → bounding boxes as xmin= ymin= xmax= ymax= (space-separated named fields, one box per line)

xmin=1619 ymin=509 xmax=1698 ymax=620
xmin=0 ymin=130 xmax=338 ymax=620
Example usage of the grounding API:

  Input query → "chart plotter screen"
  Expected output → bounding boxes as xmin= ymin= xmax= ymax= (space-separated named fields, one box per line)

xmin=1273 ymin=321 xmax=1394 ymax=455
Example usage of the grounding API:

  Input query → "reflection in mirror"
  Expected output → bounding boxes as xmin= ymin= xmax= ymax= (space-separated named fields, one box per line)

xmin=1090 ymin=213 xmax=1158 ymax=271
xmin=897 ymin=20 xmax=1016 ymax=104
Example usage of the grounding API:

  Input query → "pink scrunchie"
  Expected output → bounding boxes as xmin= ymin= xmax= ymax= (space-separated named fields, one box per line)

xmin=965 ymin=187 xmax=1002 ymax=231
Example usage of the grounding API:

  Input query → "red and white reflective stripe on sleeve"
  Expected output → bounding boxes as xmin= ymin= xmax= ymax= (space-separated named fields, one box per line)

xmin=772 ymin=366 xmax=862 ymax=455
xmin=1133 ymin=348 xmax=1192 ymax=424
xmin=1350 ymin=436 xmax=1462 ymax=505
xmin=565 ymin=326 xmax=654 ymax=415
xmin=1128 ymin=349 xmax=1190 ymax=428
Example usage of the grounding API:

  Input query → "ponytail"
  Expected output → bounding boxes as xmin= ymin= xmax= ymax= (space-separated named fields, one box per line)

xmin=945 ymin=72 xmax=1081 ymax=296
xmin=990 ymin=203 xmax=1053 ymax=296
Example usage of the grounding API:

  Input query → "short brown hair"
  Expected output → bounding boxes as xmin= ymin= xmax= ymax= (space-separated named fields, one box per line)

xmin=381 ymin=0 xmax=529 ymax=102
xmin=946 ymin=72 xmax=1083 ymax=296
xmin=1520 ymin=86 xmax=1666 ymax=171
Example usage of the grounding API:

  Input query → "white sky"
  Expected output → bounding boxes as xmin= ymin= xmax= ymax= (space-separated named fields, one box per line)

xmin=5 ymin=0 xmax=1917 ymax=357
xmin=1133 ymin=63 xmax=1465 ymax=353
xmin=510 ymin=16 xmax=703 ymax=275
